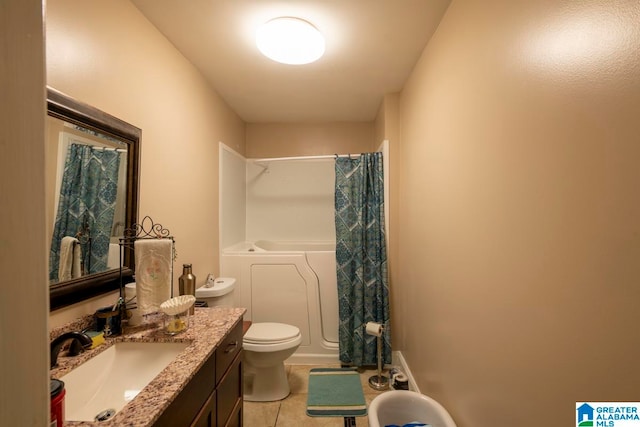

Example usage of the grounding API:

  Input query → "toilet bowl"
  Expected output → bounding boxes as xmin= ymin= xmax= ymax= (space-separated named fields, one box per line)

xmin=243 ymin=322 xmax=302 ymax=402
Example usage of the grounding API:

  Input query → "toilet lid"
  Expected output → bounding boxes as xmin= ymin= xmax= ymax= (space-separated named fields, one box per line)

xmin=244 ymin=322 xmax=300 ymax=344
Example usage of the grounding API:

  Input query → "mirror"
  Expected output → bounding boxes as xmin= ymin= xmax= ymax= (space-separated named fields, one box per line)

xmin=47 ymin=87 xmax=140 ymax=310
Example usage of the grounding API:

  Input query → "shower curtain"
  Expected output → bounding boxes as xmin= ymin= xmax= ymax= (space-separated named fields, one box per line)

xmin=50 ymin=143 xmax=121 ymax=280
xmin=335 ymin=152 xmax=391 ymax=366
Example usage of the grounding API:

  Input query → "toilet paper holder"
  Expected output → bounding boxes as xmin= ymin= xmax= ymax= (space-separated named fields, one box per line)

xmin=365 ymin=322 xmax=389 ymax=391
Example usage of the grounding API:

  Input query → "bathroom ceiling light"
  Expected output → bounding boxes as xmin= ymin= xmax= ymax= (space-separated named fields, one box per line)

xmin=256 ymin=17 xmax=325 ymax=65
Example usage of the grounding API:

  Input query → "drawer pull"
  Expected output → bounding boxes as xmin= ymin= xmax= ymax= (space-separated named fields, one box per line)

xmin=225 ymin=341 xmax=239 ymax=353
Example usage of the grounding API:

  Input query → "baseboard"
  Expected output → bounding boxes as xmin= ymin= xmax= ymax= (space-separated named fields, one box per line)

xmin=391 ymin=350 xmax=420 ymax=393
xmin=285 ymin=353 xmax=340 ymax=365
xmin=284 ymin=350 xmax=419 ymax=393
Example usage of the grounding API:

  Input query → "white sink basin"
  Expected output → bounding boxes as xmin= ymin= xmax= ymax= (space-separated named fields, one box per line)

xmin=60 ymin=341 xmax=189 ymax=422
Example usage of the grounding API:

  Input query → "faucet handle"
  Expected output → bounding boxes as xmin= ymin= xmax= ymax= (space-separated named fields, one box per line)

xmin=205 ymin=273 xmax=216 ymax=288
xmin=50 ymin=331 xmax=93 ymax=369
xmin=68 ymin=338 xmax=91 ymax=356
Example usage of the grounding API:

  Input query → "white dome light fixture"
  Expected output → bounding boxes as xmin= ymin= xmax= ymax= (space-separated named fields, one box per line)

xmin=256 ymin=17 xmax=325 ymax=65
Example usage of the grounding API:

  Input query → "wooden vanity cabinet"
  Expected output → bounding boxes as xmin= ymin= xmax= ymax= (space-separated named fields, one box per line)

xmin=213 ymin=320 xmax=243 ymax=427
xmin=215 ymin=355 xmax=242 ymax=426
xmin=153 ymin=320 xmax=243 ymax=427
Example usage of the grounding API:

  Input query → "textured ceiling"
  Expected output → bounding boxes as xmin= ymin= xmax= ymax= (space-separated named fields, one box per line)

xmin=132 ymin=0 xmax=451 ymax=123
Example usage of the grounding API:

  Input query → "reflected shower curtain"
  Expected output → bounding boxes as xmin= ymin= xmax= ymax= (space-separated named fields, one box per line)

xmin=50 ymin=144 xmax=121 ymax=280
xmin=335 ymin=152 xmax=391 ymax=366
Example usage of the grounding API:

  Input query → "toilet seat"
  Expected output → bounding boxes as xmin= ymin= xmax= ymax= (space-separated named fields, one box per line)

xmin=244 ymin=322 xmax=300 ymax=343
xmin=243 ymin=322 xmax=302 ymax=352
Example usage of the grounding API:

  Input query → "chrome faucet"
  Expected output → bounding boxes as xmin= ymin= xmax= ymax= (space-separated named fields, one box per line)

xmin=50 ymin=331 xmax=93 ymax=369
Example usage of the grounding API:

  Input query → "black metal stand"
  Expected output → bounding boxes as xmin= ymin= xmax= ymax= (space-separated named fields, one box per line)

xmin=344 ymin=416 xmax=356 ymax=427
xmin=118 ymin=215 xmax=175 ymax=328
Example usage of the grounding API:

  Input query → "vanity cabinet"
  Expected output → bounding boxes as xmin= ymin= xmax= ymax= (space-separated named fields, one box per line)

xmin=154 ymin=320 xmax=243 ymax=427
xmin=215 ymin=355 xmax=242 ymax=426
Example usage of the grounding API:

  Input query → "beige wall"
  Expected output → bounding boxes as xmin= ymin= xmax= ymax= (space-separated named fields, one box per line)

xmin=0 ymin=0 xmax=49 ymax=425
xmin=246 ymin=122 xmax=375 ymax=158
xmin=375 ymin=94 xmax=400 ymax=147
xmin=397 ymin=0 xmax=640 ymax=426
xmin=47 ymin=0 xmax=245 ymax=325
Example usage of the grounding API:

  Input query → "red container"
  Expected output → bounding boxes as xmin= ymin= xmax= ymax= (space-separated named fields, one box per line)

xmin=50 ymin=379 xmax=65 ymax=427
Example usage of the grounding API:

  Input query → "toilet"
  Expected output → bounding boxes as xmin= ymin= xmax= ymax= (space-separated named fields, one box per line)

xmin=195 ymin=277 xmax=302 ymax=402
xmin=243 ymin=322 xmax=302 ymax=401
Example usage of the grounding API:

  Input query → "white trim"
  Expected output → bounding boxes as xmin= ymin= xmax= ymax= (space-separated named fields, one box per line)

xmin=218 ymin=142 xmax=248 ymax=253
xmin=219 ymin=141 xmax=246 ymax=161
xmin=377 ymin=139 xmax=390 ymax=247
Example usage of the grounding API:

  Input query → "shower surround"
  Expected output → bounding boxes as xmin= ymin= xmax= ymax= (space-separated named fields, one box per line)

xmin=219 ymin=144 xmax=339 ymax=362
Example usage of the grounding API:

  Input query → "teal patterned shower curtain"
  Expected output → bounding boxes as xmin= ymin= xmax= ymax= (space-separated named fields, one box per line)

xmin=50 ymin=143 xmax=121 ymax=280
xmin=335 ymin=152 xmax=391 ymax=366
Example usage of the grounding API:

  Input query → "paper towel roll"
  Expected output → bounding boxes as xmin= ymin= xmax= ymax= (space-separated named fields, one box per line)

xmin=365 ymin=321 xmax=383 ymax=337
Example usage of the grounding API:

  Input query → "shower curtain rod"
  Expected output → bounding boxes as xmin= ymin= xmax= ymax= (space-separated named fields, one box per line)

xmin=91 ymin=146 xmax=126 ymax=153
xmin=70 ymin=140 xmax=127 ymax=153
xmin=249 ymin=153 xmax=363 ymax=163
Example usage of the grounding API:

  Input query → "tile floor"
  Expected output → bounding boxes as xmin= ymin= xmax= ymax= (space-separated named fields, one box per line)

xmin=243 ymin=364 xmax=392 ymax=426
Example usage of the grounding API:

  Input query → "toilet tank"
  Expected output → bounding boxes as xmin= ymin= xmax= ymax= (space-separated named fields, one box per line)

xmin=195 ymin=277 xmax=236 ymax=307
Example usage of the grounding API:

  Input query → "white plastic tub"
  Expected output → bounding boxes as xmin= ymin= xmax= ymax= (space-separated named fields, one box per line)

xmin=221 ymin=240 xmax=339 ymax=363
xmin=368 ymin=390 xmax=457 ymax=427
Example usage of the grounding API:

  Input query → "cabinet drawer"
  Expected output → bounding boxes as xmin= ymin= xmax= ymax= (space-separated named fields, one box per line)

xmin=223 ymin=398 xmax=242 ymax=427
xmin=216 ymin=321 xmax=243 ymax=385
xmin=191 ymin=390 xmax=216 ymax=427
xmin=217 ymin=353 xmax=242 ymax=427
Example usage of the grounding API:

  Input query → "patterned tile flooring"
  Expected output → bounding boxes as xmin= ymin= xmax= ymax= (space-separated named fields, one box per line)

xmin=243 ymin=364 xmax=391 ymax=427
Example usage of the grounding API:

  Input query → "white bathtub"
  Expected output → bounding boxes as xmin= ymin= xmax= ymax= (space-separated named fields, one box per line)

xmin=221 ymin=240 xmax=339 ymax=364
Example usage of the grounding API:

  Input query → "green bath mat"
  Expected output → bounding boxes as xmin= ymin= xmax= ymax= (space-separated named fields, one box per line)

xmin=306 ymin=368 xmax=367 ymax=417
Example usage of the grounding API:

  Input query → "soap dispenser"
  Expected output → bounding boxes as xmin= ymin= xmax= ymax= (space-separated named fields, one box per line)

xmin=178 ymin=264 xmax=196 ymax=315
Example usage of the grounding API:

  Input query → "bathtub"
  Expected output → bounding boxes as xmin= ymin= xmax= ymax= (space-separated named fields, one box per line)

xmin=221 ymin=240 xmax=339 ymax=364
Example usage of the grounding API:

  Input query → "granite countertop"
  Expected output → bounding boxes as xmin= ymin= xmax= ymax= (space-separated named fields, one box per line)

xmin=50 ymin=307 xmax=245 ymax=427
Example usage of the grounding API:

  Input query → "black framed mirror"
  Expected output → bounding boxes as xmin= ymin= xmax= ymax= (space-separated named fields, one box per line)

xmin=47 ymin=87 xmax=140 ymax=310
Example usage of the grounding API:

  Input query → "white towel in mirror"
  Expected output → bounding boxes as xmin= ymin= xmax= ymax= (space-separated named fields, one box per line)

xmin=134 ymin=239 xmax=172 ymax=315
xmin=107 ymin=243 xmax=121 ymax=269
xmin=58 ymin=236 xmax=82 ymax=281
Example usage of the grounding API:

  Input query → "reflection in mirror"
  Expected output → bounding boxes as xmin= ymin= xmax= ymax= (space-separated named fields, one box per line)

xmin=47 ymin=87 xmax=140 ymax=311
xmin=48 ymin=119 xmax=128 ymax=283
